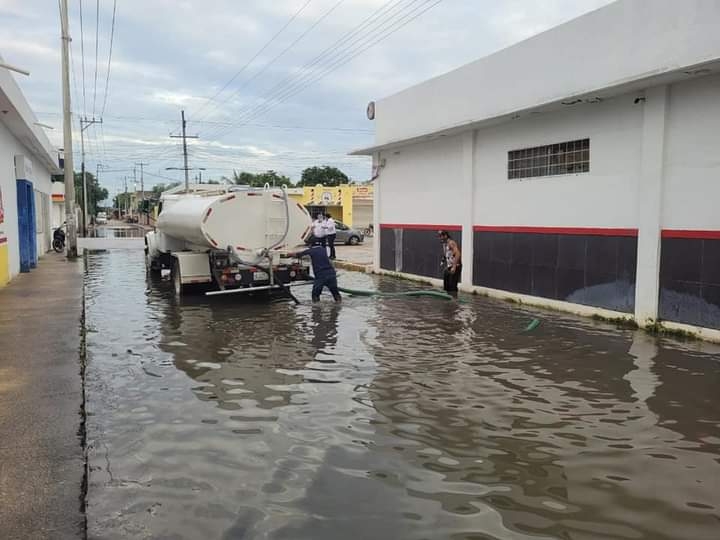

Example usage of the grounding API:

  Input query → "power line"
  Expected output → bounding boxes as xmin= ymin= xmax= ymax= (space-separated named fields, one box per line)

xmin=35 ymin=110 xmax=372 ymax=133
xmin=200 ymin=0 xmax=405 ymax=139
xmin=195 ymin=0 xmax=345 ymax=128
xmin=201 ymin=0 xmax=420 ymax=140
xmin=92 ymin=0 xmax=99 ymax=115
xmin=101 ymin=0 xmax=117 ymax=116
xmin=216 ymin=0 xmax=443 ymax=139
xmin=192 ymin=0 xmax=313 ymax=121
xmin=236 ymin=0 xmax=438 ymax=128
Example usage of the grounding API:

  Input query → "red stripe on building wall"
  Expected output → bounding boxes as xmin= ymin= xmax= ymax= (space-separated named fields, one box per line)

xmin=380 ymin=223 xmax=462 ymax=231
xmin=662 ymin=229 xmax=720 ymax=240
xmin=472 ymin=225 xmax=639 ymax=237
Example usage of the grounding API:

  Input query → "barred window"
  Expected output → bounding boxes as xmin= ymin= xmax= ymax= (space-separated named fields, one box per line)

xmin=508 ymin=138 xmax=589 ymax=180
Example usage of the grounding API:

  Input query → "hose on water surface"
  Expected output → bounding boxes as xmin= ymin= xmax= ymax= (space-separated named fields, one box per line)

xmin=337 ymin=286 xmax=454 ymax=301
xmin=336 ymin=286 xmax=542 ymax=332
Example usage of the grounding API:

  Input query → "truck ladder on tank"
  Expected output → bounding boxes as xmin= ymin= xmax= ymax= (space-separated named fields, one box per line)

xmin=265 ymin=192 xmax=288 ymax=248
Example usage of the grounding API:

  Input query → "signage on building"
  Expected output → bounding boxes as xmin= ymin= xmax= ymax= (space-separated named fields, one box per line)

xmin=321 ymin=191 xmax=333 ymax=205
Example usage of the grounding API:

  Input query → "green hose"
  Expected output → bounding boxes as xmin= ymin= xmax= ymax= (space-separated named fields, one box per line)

xmin=523 ymin=318 xmax=541 ymax=332
xmin=337 ymin=286 xmax=454 ymax=301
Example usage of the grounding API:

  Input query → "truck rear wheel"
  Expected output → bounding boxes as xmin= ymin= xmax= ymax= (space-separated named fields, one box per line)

xmin=145 ymin=249 xmax=161 ymax=277
xmin=172 ymin=258 xmax=184 ymax=296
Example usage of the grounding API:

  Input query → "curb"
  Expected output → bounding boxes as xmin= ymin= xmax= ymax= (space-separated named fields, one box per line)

xmin=334 ymin=260 xmax=372 ymax=273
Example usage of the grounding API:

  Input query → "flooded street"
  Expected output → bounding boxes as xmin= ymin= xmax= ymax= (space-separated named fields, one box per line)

xmin=84 ymin=249 xmax=720 ymax=540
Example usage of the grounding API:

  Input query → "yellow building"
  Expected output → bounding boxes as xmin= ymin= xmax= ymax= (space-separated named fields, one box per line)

xmin=287 ymin=184 xmax=373 ymax=228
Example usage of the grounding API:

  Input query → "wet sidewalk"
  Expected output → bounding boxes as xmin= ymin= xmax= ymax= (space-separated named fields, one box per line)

xmin=0 ymin=253 xmax=85 ymax=539
xmin=335 ymin=237 xmax=373 ymax=271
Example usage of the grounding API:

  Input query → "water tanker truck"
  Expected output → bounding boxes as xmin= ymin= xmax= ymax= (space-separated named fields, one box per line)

xmin=145 ymin=184 xmax=313 ymax=298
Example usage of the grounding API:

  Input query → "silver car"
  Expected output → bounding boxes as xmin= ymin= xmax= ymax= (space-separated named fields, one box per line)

xmin=306 ymin=220 xmax=364 ymax=245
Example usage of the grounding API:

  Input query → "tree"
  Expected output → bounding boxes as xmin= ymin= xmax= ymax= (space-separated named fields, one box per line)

xmin=72 ymin=171 xmax=108 ymax=216
xmin=297 ymin=166 xmax=349 ymax=187
xmin=151 ymin=182 xmax=181 ymax=197
xmin=232 ymin=169 xmax=293 ymax=187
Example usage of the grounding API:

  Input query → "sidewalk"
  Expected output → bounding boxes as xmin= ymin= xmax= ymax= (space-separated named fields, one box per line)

xmin=0 ymin=253 xmax=85 ymax=539
xmin=335 ymin=237 xmax=373 ymax=271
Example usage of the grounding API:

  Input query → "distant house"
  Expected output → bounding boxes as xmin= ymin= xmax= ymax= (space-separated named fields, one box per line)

xmin=353 ymin=0 xmax=720 ymax=337
xmin=0 ymin=54 xmax=61 ymax=286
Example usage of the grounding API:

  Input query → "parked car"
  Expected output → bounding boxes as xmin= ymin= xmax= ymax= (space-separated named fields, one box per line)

xmin=306 ymin=220 xmax=364 ymax=245
xmin=96 ymin=211 xmax=108 ymax=225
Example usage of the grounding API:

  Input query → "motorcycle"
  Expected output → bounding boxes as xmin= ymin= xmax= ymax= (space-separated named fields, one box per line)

xmin=52 ymin=222 xmax=66 ymax=253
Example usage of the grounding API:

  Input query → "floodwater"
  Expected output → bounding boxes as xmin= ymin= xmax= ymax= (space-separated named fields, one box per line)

xmin=84 ymin=250 xmax=720 ymax=540
xmin=90 ymin=224 xmax=146 ymax=238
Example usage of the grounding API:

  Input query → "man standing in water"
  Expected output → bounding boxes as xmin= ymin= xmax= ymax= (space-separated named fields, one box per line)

xmin=438 ymin=230 xmax=462 ymax=295
xmin=289 ymin=240 xmax=341 ymax=303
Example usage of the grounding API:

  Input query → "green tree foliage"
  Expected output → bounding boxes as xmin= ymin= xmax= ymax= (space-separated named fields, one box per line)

xmin=151 ymin=182 xmax=181 ymax=196
xmin=297 ymin=166 xmax=349 ymax=187
xmin=232 ymin=169 xmax=293 ymax=187
xmin=71 ymin=171 xmax=108 ymax=215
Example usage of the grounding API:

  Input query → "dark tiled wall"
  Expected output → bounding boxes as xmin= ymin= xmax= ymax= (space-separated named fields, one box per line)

xmin=659 ymin=238 xmax=720 ymax=329
xmin=473 ymin=231 xmax=637 ymax=313
xmin=379 ymin=228 xmax=396 ymax=272
xmin=380 ymin=227 xmax=462 ymax=280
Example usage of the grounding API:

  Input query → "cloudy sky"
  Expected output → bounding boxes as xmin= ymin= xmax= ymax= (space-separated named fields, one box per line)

xmin=1 ymin=0 xmax=612 ymax=196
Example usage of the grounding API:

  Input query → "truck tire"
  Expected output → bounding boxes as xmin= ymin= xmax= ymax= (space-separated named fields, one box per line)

xmin=145 ymin=249 xmax=161 ymax=277
xmin=172 ymin=258 xmax=184 ymax=296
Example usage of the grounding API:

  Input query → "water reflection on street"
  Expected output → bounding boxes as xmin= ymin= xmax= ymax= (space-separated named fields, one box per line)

xmin=90 ymin=224 xmax=146 ymax=238
xmin=85 ymin=250 xmax=720 ymax=539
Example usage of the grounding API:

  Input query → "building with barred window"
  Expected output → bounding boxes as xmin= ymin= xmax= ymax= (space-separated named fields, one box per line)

xmin=353 ymin=0 xmax=720 ymax=339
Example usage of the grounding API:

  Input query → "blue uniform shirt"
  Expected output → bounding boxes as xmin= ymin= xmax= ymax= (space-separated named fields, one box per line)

xmin=298 ymin=245 xmax=335 ymax=277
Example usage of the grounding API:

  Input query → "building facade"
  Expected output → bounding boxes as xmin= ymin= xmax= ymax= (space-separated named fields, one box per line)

xmin=353 ymin=0 xmax=720 ymax=339
xmin=0 ymin=55 xmax=61 ymax=286
xmin=287 ymin=184 xmax=374 ymax=228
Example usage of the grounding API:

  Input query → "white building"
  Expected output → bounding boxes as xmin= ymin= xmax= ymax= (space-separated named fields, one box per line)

xmin=0 ymin=54 xmax=62 ymax=286
xmin=354 ymin=0 xmax=720 ymax=339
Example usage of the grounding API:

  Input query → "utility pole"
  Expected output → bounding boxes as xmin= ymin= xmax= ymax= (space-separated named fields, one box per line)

xmin=132 ymin=166 xmax=137 ymax=220
xmin=135 ymin=162 xmax=148 ymax=224
xmin=60 ymin=0 xmax=77 ymax=257
xmin=123 ymin=176 xmax=128 ymax=217
xmin=95 ymin=163 xmax=102 ymax=218
xmin=169 ymin=109 xmax=198 ymax=191
xmin=79 ymin=116 xmax=102 ymax=235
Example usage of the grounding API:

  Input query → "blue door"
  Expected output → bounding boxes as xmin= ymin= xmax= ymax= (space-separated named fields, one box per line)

xmin=16 ymin=179 xmax=37 ymax=272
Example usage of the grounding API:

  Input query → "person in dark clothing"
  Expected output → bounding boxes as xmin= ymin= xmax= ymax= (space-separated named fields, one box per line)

xmin=289 ymin=242 xmax=341 ymax=302
xmin=438 ymin=230 xmax=462 ymax=295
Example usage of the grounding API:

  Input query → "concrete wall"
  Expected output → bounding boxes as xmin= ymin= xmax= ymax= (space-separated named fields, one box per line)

xmin=472 ymin=91 xmax=643 ymax=228
xmin=378 ymin=134 xmax=464 ymax=226
xmin=656 ymin=74 xmax=720 ymax=329
xmin=0 ymin=120 xmax=54 ymax=281
xmin=662 ymin=73 xmax=720 ymax=230
xmin=375 ymin=73 xmax=720 ymax=336
xmin=374 ymin=0 xmax=720 ymax=145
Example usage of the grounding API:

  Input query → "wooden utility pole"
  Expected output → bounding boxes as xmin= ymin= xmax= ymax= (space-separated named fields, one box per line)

xmin=169 ymin=110 xmax=198 ymax=191
xmin=60 ymin=0 xmax=77 ymax=257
